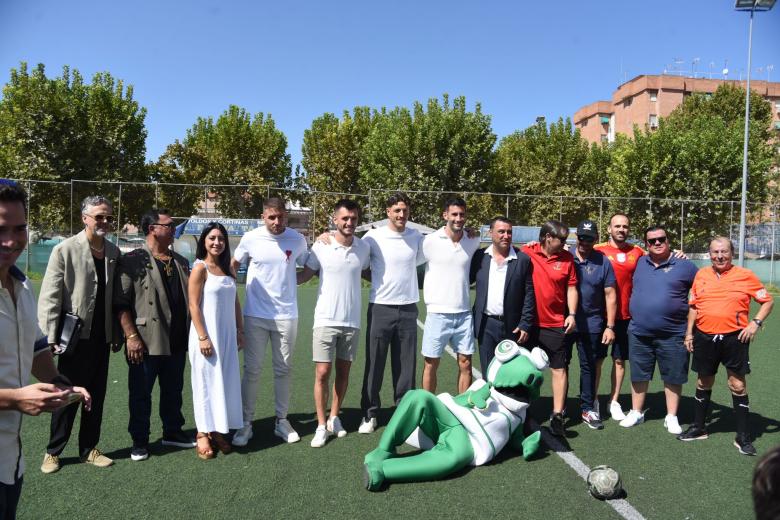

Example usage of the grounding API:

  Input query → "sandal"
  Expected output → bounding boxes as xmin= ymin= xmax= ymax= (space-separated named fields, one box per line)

xmin=210 ymin=432 xmax=232 ymax=455
xmin=196 ymin=432 xmax=215 ymax=460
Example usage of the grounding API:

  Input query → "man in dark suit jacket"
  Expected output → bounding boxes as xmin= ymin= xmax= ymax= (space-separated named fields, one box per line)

xmin=470 ymin=217 xmax=536 ymax=373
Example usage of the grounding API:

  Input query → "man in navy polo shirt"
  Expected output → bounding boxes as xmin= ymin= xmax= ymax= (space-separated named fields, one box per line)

xmin=620 ymin=225 xmax=698 ymax=434
xmin=567 ymin=220 xmax=617 ymax=431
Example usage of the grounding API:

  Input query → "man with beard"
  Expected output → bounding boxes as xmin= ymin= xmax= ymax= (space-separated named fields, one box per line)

xmin=420 ymin=197 xmax=480 ymax=394
xmin=38 ymin=196 xmax=121 ymax=473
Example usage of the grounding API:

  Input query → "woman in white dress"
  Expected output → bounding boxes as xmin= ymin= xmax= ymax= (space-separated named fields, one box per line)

xmin=187 ymin=223 xmax=244 ymax=459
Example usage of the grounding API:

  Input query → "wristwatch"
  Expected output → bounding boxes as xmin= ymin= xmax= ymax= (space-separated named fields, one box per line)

xmin=752 ymin=318 xmax=763 ymax=327
xmin=606 ymin=324 xmax=615 ymax=330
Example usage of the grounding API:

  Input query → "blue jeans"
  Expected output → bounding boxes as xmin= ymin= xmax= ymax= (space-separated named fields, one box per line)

xmin=128 ymin=351 xmax=186 ymax=444
xmin=0 ymin=477 xmax=22 ymax=520
xmin=568 ymin=332 xmax=603 ymax=412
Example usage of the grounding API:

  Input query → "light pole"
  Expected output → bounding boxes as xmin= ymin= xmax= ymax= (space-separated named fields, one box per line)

xmin=735 ymin=0 xmax=776 ymax=267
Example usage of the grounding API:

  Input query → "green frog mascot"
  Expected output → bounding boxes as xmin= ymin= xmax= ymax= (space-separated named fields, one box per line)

xmin=363 ymin=340 xmax=549 ymax=491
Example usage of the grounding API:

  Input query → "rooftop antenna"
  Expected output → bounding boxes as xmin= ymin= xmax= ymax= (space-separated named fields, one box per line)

xmin=709 ymin=61 xmax=715 ymax=79
xmin=674 ymin=58 xmax=685 ymax=76
xmin=723 ymin=59 xmax=729 ymax=80
xmin=766 ymin=64 xmax=774 ymax=82
xmin=692 ymin=57 xmax=700 ymax=78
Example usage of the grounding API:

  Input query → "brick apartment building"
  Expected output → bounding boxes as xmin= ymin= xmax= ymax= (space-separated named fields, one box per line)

xmin=573 ymin=74 xmax=780 ymax=144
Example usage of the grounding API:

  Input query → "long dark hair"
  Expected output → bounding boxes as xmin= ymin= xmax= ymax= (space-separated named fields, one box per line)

xmin=195 ymin=222 xmax=234 ymax=278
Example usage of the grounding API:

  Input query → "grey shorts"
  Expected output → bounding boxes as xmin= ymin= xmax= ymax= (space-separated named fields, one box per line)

xmin=312 ymin=326 xmax=360 ymax=362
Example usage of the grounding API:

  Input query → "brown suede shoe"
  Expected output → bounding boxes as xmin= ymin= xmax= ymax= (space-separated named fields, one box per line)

xmin=81 ymin=448 xmax=114 ymax=468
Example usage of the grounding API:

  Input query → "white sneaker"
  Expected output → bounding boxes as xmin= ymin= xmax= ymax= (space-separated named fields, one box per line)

xmin=619 ymin=409 xmax=645 ymax=428
xmin=310 ymin=425 xmax=332 ymax=448
xmin=610 ymin=400 xmax=627 ymax=421
xmin=327 ymin=416 xmax=347 ymax=438
xmin=274 ymin=418 xmax=301 ymax=443
xmin=232 ymin=424 xmax=253 ymax=447
xmin=664 ymin=414 xmax=682 ymax=435
xmin=358 ymin=417 xmax=377 ymax=434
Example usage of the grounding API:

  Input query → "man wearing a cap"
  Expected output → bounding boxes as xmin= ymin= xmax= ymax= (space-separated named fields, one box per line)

xmin=566 ymin=220 xmax=617 ymax=430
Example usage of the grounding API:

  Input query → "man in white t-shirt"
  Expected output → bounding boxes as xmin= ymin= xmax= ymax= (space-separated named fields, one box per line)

xmin=358 ymin=192 xmax=426 ymax=434
xmin=230 ymin=197 xmax=308 ymax=446
xmin=421 ymin=197 xmax=480 ymax=394
xmin=298 ymin=199 xmax=370 ymax=448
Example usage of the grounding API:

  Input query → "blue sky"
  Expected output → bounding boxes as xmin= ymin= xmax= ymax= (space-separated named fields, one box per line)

xmin=1 ymin=1 xmax=778 ymax=171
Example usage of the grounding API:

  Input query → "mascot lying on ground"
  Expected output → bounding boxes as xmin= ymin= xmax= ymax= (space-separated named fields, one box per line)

xmin=363 ymin=340 xmax=549 ymax=491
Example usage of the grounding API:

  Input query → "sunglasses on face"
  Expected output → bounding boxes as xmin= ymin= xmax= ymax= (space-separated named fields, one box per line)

xmin=647 ymin=236 xmax=667 ymax=245
xmin=86 ymin=214 xmax=114 ymax=223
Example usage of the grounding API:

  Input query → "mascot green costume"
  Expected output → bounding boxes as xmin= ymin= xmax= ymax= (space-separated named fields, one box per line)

xmin=363 ymin=340 xmax=549 ymax=491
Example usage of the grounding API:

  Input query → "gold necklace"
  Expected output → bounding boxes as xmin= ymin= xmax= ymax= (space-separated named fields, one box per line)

xmin=153 ymin=254 xmax=174 ymax=276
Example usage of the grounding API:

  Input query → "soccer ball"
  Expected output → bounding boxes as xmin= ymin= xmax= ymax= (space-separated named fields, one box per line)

xmin=587 ymin=465 xmax=623 ymax=500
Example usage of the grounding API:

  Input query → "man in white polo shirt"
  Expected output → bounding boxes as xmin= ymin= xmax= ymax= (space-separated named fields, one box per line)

xmin=358 ymin=192 xmax=425 ymax=434
xmin=231 ymin=197 xmax=308 ymax=446
xmin=298 ymin=199 xmax=370 ymax=447
xmin=421 ymin=197 xmax=481 ymax=394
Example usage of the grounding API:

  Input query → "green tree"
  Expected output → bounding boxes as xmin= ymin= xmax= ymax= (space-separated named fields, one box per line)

xmin=493 ymin=117 xmax=604 ymax=227
xmin=169 ymin=105 xmax=291 ymax=218
xmin=606 ymin=84 xmax=777 ymax=250
xmin=360 ymin=95 xmax=498 ymax=228
xmin=0 ymin=62 xmax=148 ymax=231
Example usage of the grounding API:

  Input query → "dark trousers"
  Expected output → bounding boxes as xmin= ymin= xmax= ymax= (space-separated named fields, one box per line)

xmin=47 ymin=338 xmax=110 ymax=458
xmin=476 ymin=314 xmax=510 ymax=374
xmin=127 ymin=350 xmax=186 ymax=445
xmin=568 ymin=332 xmax=603 ymax=412
xmin=361 ymin=303 xmax=418 ymax=419
xmin=0 ymin=477 xmax=22 ymax=520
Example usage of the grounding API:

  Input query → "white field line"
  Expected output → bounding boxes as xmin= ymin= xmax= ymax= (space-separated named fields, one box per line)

xmin=415 ymin=318 xmax=645 ymax=520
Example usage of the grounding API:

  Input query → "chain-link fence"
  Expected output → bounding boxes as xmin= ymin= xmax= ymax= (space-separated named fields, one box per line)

xmin=13 ymin=179 xmax=780 ymax=284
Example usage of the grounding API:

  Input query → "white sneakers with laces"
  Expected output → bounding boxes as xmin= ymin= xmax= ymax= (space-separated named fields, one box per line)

xmin=310 ymin=426 xmax=332 ymax=448
xmin=274 ymin=418 xmax=301 ymax=443
xmin=619 ymin=409 xmax=645 ymax=428
xmin=232 ymin=424 xmax=253 ymax=447
xmin=610 ymin=400 xmax=626 ymax=421
xmin=664 ymin=414 xmax=682 ymax=435
xmin=358 ymin=417 xmax=377 ymax=434
xmin=327 ymin=416 xmax=347 ymax=438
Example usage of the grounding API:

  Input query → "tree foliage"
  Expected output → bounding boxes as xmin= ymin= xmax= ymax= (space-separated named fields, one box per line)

xmin=0 ymin=62 xmax=148 ymax=231
xmin=161 ymin=105 xmax=291 ymax=218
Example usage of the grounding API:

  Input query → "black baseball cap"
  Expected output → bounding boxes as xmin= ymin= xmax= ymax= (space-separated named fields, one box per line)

xmin=576 ymin=220 xmax=598 ymax=241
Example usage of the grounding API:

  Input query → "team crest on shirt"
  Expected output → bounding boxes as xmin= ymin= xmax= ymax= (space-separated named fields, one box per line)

xmin=617 ymin=253 xmax=626 ymax=263
xmin=757 ymin=289 xmax=767 ymax=299
xmin=553 ymin=262 xmax=562 ymax=271
xmin=662 ymin=266 xmax=673 ymax=273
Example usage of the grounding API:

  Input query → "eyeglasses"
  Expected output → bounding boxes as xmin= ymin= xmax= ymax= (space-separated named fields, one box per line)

xmin=85 ymin=214 xmax=114 ymax=223
xmin=647 ymin=236 xmax=668 ymax=245
xmin=152 ymin=222 xmax=176 ymax=229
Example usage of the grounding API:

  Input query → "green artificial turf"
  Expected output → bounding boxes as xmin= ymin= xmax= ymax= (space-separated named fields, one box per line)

xmin=16 ymin=285 xmax=779 ymax=519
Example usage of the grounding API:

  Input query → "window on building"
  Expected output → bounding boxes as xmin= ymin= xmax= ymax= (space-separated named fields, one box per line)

xmin=649 ymin=90 xmax=658 ymax=102
xmin=649 ymin=114 xmax=659 ymax=129
xmin=580 ymin=118 xmax=588 ymax=127
xmin=600 ymin=116 xmax=610 ymax=124
xmin=624 ymin=96 xmax=632 ymax=108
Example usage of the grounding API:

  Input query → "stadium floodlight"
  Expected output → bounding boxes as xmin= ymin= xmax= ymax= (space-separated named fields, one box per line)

xmin=735 ymin=0 xmax=775 ymax=267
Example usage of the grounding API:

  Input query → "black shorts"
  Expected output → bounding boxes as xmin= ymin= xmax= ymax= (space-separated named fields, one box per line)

xmin=691 ymin=329 xmax=751 ymax=377
xmin=530 ymin=326 xmax=572 ymax=369
xmin=611 ymin=319 xmax=630 ymax=360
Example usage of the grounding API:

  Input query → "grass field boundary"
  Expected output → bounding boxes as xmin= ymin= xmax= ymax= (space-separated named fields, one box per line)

xmin=417 ymin=318 xmax=647 ymax=520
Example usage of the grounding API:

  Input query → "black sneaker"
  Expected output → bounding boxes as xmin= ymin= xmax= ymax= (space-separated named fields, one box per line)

xmin=677 ymin=425 xmax=709 ymax=442
xmin=549 ymin=412 xmax=566 ymax=437
xmin=734 ymin=433 xmax=756 ymax=456
xmin=161 ymin=431 xmax=196 ymax=448
xmin=581 ymin=410 xmax=604 ymax=430
xmin=130 ymin=445 xmax=149 ymax=462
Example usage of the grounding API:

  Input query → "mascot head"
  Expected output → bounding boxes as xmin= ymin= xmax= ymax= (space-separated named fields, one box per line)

xmin=486 ymin=340 xmax=549 ymax=402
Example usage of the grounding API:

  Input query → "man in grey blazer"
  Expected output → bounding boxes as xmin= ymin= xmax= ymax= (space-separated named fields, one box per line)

xmin=114 ymin=208 xmax=194 ymax=461
xmin=38 ymin=196 xmax=120 ymax=473
xmin=470 ymin=217 xmax=536 ymax=373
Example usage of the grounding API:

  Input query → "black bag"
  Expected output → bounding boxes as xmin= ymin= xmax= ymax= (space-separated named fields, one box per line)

xmin=55 ymin=313 xmax=83 ymax=356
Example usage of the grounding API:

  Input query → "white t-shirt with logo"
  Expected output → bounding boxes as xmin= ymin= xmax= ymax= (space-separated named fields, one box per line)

xmin=233 ymin=226 xmax=308 ymax=319
xmin=363 ymin=226 xmax=425 ymax=305
xmin=422 ymin=227 xmax=480 ymax=313
xmin=306 ymin=238 xmax=370 ymax=329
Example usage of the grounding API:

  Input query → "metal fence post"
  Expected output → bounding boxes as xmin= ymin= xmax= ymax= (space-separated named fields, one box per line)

xmin=505 ymin=195 xmax=510 ymax=218
xmin=117 ymin=184 xmax=123 ymax=240
xmin=69 ymin=180 xmax=74 ymax=235
xmin=26 ymin=181 xmax=31 ymax=273
xmin=559 ymin=196 xmax=563 ymax=222
xmin=155 ymin=181 xmax=159 ymax=207
xmin=598 ymin=198 xmax=604 ymax=234
xmin=680 ymin=202 xmax=685 ymax=252
xmin=771 ymin=203 xmax=776 ymax=286
xmin=730 ymin=201 xmax=735 ymax=241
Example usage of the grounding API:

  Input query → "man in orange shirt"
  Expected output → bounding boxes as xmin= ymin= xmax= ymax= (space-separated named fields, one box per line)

xmin=594 ymin=214 xmax=644 ymax=421
xmin=522 ymin=220 xmax=578 ymax=437
xmin=678 ymin=236 xmax=773 ymax=456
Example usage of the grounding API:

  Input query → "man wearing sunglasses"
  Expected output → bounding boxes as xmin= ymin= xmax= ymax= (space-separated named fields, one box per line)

xmin=566 ymin=220 xmax=617 ymax=431
xmin=38 ymin=196 xmax=121 ymax=473
xmin=620 ymin=226 xmax=697 ymax=434
xmin=115 ymin=208 xmax=195 ymax=461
